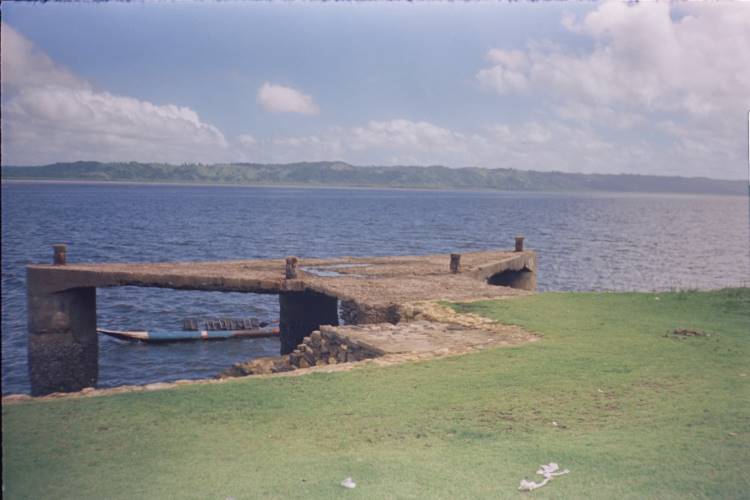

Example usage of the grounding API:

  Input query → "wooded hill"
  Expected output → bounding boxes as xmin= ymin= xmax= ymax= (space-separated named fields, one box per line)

xmin=2 ymin=161 xmax=745 ymax=195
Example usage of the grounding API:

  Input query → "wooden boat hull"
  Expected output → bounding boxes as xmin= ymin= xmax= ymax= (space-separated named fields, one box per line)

xmin=97 ymin=327 xmax=279 ymax=343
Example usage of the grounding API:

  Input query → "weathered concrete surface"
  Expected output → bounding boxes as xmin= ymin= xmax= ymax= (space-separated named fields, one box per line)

xmin=26 ymin=249 xmax=535 ymax=395
xmin=27 ymin=286 xmax=97 ymax=396
xmin=300 ymin=319 xmax=534 ymax=359
xmin=26 ymin=250 xmax=536 ymax=297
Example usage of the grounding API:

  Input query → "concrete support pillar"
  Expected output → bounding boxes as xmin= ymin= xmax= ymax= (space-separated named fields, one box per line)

xmin=27 ymin=286 xmax=98 ymax=396
xmin=278 ymin=291 xmax=338 ymax=354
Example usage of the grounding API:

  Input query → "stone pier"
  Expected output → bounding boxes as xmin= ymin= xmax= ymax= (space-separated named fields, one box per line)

xmin=25 ymin=244 xmax=536 ymax=395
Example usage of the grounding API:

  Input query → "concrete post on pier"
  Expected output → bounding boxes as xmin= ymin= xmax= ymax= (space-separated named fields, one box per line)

xmin=278 ymin=292 xmax=339 ymax=354
xmin=450 ymin=253 xmax=461 ymax=273
xmin=53 ymin=244 xmax=67 ymax=265
xmin=27 ymin=247 xmax=97 ymax=396
xmin=285 ymin=256 xmax=298 ymax=279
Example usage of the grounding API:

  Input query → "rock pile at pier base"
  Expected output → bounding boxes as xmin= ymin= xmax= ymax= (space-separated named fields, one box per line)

xmin=218 ymin=325 xmax=381 ymax=377
xmin=288 ymin=327 xmax=381 ymax=368
xmin=219 ymin=307 xmax=537 ymax=379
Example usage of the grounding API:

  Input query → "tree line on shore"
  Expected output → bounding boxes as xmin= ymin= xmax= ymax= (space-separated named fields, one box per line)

xmin=2 ymin=161 xmax=745 ymax=195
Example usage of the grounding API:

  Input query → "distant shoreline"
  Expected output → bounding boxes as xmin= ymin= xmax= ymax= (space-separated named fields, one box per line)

xmin=2 ymin=178 xmax=744 ymax=198
xmin=3 ymin=161 xmax=746 ymax=196
xmin=1 ymin=178 xmax=498 ymax=194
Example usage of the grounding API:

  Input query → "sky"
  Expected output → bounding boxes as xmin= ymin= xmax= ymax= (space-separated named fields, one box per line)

xmin=1 ymin=1 xmax=749 ymax=179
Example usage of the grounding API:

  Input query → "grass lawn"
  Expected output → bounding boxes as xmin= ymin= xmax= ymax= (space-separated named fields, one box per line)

xmin=3 ymin=289 xmax=749 ymax=499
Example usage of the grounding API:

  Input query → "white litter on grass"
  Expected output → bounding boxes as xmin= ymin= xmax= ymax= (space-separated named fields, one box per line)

xmin=537 ymin=463 xmax=569 ymax=478
xmin=518 ymin=463 xmax=570 ymax=492
xmin=341 ymin=477 xmax=356 ymax=489
xmin=519 ymin=478 xmax=551 ymax=492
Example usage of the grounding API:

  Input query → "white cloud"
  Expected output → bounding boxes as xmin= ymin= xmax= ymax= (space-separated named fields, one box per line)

xmin=236 ymin=114 xmax=743 ymax=178
xmin=480 ymin=3 xmax=750 ymax=115
xmin=0 ymin=23 xmax=85 ymax=92
xmin=477 ymin=49 xmax=529 ymax=93
xmin=349 ymin=119 xmax=469 ymax=154
xmin=1 ymin=23 xmax=229 ymax=165
xmin=238 ymin=134 xmax=257 ymax=147
xmin=475 ymin=2 xmax=750 ymax=179
xmin=486 ymin=121 xmax=619 ymax=172
xmin=236 ymin=119 xmax=478 ymax=166
xmin=553 ymin=103 xmax=644 ymax=130
xmin=235 ymin=118 xmax=616 ymax=172
xmin=256 ymin=82 xmax=319 ymax=115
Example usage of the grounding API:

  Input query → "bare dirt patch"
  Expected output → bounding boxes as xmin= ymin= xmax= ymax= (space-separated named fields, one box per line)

xmin=667 ymin=328 xmax=713 ymax=338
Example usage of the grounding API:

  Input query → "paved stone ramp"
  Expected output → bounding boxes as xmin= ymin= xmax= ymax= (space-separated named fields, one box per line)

xmin=320 ymin=320 xmax=531 ymax=355
xmin=281 ymin=300 xmax=539 ymax=371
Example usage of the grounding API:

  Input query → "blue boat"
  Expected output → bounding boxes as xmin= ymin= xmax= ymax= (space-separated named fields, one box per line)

xmin=97 ymin=327 xmax=279 ymax=343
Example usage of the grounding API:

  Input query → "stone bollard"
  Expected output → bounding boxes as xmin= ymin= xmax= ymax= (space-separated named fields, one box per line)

xmin=515 ymin=236 xmax=524 ymax=252
xmin=53 ymin=244 xmax=67 ymax=265
xmin=450 ymin=253 xmax=461 ymax=273
xmin=285 ymin=256 xmax=298 ymax=279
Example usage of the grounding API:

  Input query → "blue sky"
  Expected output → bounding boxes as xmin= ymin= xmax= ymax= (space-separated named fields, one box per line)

xmin=2 ymin=2 xmax=748 ymax=179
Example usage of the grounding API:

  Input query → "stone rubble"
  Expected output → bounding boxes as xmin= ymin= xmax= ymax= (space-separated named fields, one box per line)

xmin=217 ymin=325 xmax=382 ymax=377
xmin=217 ymin=302 xmax=537 ymax=379
xmin=287 ymin=327 xmax=381 ymax=368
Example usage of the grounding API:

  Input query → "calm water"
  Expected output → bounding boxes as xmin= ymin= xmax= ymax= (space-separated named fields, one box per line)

xmin=2 ymin=182 xmax=748 ymax=394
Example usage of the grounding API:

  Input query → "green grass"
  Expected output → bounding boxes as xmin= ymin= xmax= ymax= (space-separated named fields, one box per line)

xmin=3 ymin=289 xmax=749 ymax=499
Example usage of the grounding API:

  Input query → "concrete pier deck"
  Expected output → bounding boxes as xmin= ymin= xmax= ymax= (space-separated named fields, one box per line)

xmin=27 ymin=250 xmax=535 ymax=298
xmin=26 ymin=247 xmax=536 ymax=395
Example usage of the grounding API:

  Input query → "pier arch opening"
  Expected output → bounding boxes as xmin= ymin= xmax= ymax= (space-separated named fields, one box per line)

xmin=96 ymin=286 xmax=344 ymax=373
xmin=487 ymin=267 xmax=536 ymax=291
xmin=279 ymin=291 xmax=340 ymax=354
xmin=94 ymin=287 xmax=281 ymax=389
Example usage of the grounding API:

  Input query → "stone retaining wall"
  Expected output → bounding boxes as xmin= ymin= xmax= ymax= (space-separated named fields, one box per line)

xmin=219 ymin=325 xmax=381 ymax=377
xmin=287 ymin=326 xmax=381 ymax=368
xmin=339 ymin=300 xmax=401 ymax=325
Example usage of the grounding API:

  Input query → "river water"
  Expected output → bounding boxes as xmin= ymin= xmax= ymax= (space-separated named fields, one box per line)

xmin=2 ymin=182 xmax=748 ymax=394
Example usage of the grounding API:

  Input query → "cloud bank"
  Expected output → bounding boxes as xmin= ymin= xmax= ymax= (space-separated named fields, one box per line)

xmin=1 ymin=24 xmax=229 ymax=165
xmin=476 ymin=2 xmax=749 ymax=178
xmin=236 ymin=118 xmax=644 ymax=175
